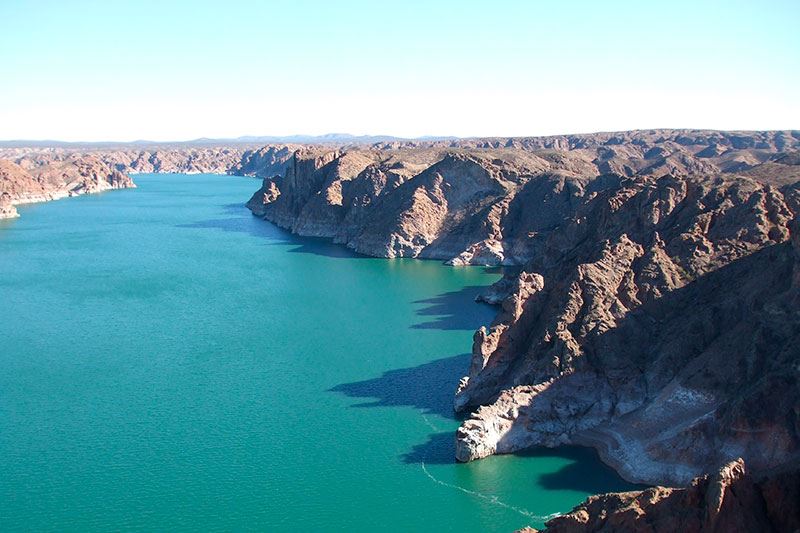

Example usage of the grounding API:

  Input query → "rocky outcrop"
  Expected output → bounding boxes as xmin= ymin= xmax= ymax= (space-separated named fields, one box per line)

xmin=246 ymin=130 xmax=800 ymax=266
xmin=229 ymin=145 xmax=296 ymax=178
xmin=246 ymin=147 xmax=614 ymax=264
xmin=0 ymin=144 xmax=297 ymax=178
xmin=101 ymin=147 xmax=248 ymax=174
xmin=529 ymin=459 xmax=800 ymax=533
xmin=243 ymin=130 xmax=800 ymax=489
xmin=454 ymin=172 xmax=800 ymax=485
xmin=0 ymin=192 xmax=19 ymax=219
xmin=0 ymin=155 xmax=135 ymax=217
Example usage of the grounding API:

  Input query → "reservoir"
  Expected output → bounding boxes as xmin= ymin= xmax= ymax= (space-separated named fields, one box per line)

xmin=0 ymin=173 xmax=634 ymax=531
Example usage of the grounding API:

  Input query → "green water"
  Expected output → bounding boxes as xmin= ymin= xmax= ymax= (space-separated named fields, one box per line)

xmin=0 ymin=174 xmax=634 ymax=531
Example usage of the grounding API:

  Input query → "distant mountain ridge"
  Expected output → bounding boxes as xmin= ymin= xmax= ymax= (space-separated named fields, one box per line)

xmin=0 ymin=133 xmax=460 ymax=149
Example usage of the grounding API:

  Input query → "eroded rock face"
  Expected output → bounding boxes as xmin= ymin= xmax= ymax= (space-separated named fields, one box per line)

xmin=245 ymin=130 xmax=800 ymax=266
xmin=242 ymin=129 xmax=800 ymax=488
xmin=453 ymin=170 xmax=800 ymax=484
xmin=532 ymin=459 xmax=800 ymax=533
xmin=0 ymin=156 xmax=136 ymax=217
xmin=229 ymin=145 xmax=296 ymax=178
xmin=0 ymin=144 xmax=297 ymax=178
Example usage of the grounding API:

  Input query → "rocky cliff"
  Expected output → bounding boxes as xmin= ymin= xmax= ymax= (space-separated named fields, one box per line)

xmin=3 ymin=129 xmax=799 ymax=526
xmin=0 ymin=142 xmax=297 ymax=218
xmin=453 ymin=168 xmax=800 ymax=486
xmin=244 ymin=129 xmax=800 ymax=489
xmin=0 ymin=143 xmax=299 ymax=178
xmin=0 ymin=155 xmax=135 ymax=218
xmin=247 ymin=130 xmax=799 ymax=265
xmin=0 ymin=191 xmax=19 ymax=219
xmin=526 ymin=459 xmax=800 ymax=533
xmin=229 ymin=145 xmax=297 ymax=178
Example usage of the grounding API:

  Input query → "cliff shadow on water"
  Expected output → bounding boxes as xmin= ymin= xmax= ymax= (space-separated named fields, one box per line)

xmin=411 ymin=265 xmax=518 ymax=330
xmin=402 ymin=435 xmax=644 ymax=500
xmin=329 ymin=354 xmax=470 ymax=466
xmin=176 ymin=203 xmax=371 ymax=259
xmin=516 ymin=446 xmax=644 ymax=494
xmin=411 ymin=285 xmax=497 ymax=330
xmin=329 ymin=353 xmax=470 ymax=421
xmin=327 ymin=352 xmax=638 ymax=496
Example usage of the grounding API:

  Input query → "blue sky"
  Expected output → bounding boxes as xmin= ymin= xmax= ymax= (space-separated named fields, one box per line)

xmin=1 ymin=0 xmax=798 ymax=140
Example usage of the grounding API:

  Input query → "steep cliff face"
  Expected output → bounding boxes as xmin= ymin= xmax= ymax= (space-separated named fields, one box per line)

xmin=247 ymin=130 xmax=800 ymax=267
xmin=229 ymin=145 xmax=297 ymax=178
xmin=530 ymin=459 xmax=800 ymax=533
xmin=454 ymin=171 xmax=800 ymax=485
xmin=244 ymin=130 xmax=800 ymax=488
xmin=247 ymin=147 xmax=620 ymax=265
xmin=0 ymin=155 xmax=135 ymax=217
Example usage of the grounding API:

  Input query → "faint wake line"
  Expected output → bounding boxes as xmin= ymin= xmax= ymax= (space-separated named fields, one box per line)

xmin=420 ymin=414 xmax=441 ymax=432
xmin=417 ymin=413 xmax=560 ymax=522
xmin=419 ymin=460 xmax=561 ymax=522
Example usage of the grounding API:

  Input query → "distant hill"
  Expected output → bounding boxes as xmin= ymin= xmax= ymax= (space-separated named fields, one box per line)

xmin=0 ymin=134 xmax=460 ymax=149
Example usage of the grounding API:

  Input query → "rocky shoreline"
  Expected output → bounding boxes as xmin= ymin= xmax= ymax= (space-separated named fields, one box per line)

xmin=242 ymin=129 xmax=800 ymax=491
xmin=4 ymin=129 xmax=799 ymax=528
xmin=522 ymin=458 xmax=800 ymax=532
xmin=0 ymin=156 xmax=136 ymax=219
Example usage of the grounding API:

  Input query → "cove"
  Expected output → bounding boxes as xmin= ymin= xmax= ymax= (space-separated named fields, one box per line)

xmin=0 ymin=173 xmax=636 ymax=531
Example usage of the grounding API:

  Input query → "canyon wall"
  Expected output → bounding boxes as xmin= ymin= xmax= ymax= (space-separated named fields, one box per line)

xmin=0 ymin=155 xmax=135 ymax=218
xmin=0 ymin=144 xmax=298 ymax=217
xmin=244 ymin=129 xmax=800 ymax=487
xmin=0 ymin=144 xmax=297 ymax=178
xmin=4 ymin=129 xmax=799 ymax=501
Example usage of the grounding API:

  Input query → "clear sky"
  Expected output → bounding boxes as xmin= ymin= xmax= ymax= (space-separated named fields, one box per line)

xmin=1 ymin=0 xmax=798 ymax=141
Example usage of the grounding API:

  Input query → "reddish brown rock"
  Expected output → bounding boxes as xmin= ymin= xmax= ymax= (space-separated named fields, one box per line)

xmin=535 ymin=459 xmax=800 ymax=533
xmin=0 ymin=154 xmax=136 ymax=217
xmin=241 ymin=129 xmax=800 ymax=488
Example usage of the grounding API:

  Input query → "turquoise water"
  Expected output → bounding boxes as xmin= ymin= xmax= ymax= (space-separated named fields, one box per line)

xmin=0 ymin=174 xmax=635 ymax=531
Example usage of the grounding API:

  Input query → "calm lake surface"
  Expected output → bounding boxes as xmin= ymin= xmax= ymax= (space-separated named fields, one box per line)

xmin=0 ymin=174 xmax=634 ymax=531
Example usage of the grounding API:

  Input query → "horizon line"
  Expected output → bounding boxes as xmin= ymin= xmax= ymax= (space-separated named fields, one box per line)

xmin=1 ymin=127 xmax=799 ymax=147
